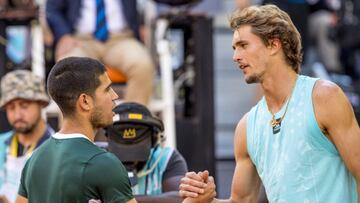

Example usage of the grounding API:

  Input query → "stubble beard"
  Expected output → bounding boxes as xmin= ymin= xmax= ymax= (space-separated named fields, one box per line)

xmin=90 ymin=107 xmax=113 ymax=129
xmin=245 ymin=70 xmax=265 ymax=84
xmin=13 ymin=113 xmax=41 ymax=135
xmin=245 ymin=74 xmax=261 ymax=84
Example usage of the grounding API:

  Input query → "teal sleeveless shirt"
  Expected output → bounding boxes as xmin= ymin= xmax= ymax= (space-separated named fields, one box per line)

xmin=132 ymin=146 xmax=174 ymax=195
xmin=0 ymin=131 xmax=12 ymax=186
xmin=247 ymin=75 xmax=357 ymax=203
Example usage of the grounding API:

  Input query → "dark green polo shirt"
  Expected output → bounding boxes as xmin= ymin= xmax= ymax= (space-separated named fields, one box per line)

xmin=18 ymin=134 xmax=133 ymax=203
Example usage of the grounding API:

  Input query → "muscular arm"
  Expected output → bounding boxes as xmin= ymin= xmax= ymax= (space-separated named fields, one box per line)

xmin=313 ymin=80 xmax=360 ymax=200
xmin=214 ymin=115 xmax=261 ymax=203
xmin=180 ymin=115 xmax=261 ymax=203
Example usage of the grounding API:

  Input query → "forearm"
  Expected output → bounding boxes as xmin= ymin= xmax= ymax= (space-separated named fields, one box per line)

xmin=135 ymin=191 xmax=182 ymax=203
xmin=182 ymin=198 xmax=235 ymax=203
xmin=211 ymin=198 xmax=234 ymax=203
xmin=212 ymin=198 xmax=257 ymax=203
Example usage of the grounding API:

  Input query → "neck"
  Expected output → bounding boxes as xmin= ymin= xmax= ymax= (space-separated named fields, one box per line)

xmin=261 ymin=65 xmax=298 ymax=113
xmin=17 ymin=119 xmax=46 ymax=147
xmin=59 ymin=115 xmax=96 ymax=142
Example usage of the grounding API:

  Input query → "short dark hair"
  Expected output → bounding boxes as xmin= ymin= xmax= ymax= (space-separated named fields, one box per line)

xmin=47 ymin=57 xmax=106 ymax=116
xmin=230 ymin=4 xmax=302 ymax=73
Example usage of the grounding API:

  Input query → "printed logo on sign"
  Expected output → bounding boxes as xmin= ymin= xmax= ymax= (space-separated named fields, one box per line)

xmin=123 ymin=128 xmax=136 ymax=139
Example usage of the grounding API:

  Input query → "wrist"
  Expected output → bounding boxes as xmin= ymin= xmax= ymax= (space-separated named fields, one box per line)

xmin=182 ymin=198 xmax=213 ymax=203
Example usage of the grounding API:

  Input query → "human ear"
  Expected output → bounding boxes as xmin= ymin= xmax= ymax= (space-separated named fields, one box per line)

xmin=268 ymin=38 xmax=282 ymax=55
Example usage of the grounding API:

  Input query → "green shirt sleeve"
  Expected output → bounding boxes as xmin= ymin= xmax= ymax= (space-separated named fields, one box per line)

xmin=83 ymin=152 xmax=134 ymax=203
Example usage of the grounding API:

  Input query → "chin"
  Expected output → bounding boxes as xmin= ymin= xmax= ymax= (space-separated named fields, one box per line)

xmin=15 ymin=128 xmax=33 ymax=134
xmin=102 ymin=120 xmax=113 ymax=128
xmin=245 ymin=77 xmax=257 ymax=84
xmin=92 ymin=119 xmax=113 ymax=129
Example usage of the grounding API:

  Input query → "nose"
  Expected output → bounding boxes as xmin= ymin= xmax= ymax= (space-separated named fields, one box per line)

xmin=11 ymin=105 xmax=23 ymax=120
xmin=110 ymin=87 xmax=119 ymax=101
xmin=232 ymin=50 xmax=242 ymax=63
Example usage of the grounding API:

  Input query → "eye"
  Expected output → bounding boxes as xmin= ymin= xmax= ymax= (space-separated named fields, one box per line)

xmin=105 ymin=85 xmax=111 ymax=92
xmin=5 ymin=104 xmax=15 ymax=111
xmin=20 ymin=102 xmax=30 ymax=109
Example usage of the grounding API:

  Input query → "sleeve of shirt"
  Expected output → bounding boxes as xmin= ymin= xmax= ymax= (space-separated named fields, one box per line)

xmin=46 ymin=0 xmax=73 ymax=42
xmin=162 ymin=149 xmax=188 ymax=180
xmin=83 ymin=152 xmax=134 ymax=203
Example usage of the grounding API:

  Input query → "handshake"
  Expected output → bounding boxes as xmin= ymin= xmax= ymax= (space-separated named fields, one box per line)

xmin=179 ymin=170 xmax=217 ymax=203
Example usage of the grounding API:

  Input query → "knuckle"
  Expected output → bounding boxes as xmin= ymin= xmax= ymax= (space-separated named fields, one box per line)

xmin=181 ymin=177 xmax=189 ymax=184
xmin=189 ymin=179 xmax=196 ymax=185
xmin=187 ymin=187 xmax=193 ymax=191
xmin=186 ymin=171 xmax=195 ymax=176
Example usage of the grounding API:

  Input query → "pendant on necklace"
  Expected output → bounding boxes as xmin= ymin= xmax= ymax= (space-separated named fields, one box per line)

xmin=271 ymin=118 xmax=282 ymax=134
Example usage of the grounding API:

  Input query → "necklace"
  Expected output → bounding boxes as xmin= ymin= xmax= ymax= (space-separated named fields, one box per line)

xmin=268 ymin=76 xmax=297 ymax=134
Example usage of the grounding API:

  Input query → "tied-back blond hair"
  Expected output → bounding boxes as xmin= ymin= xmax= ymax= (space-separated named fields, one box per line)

xmin=230 ymin=4 xmax=302 ymax=73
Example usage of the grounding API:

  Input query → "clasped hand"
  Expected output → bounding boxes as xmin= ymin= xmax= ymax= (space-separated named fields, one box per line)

xmin=179 ymin=170 xmax=217 ymax=203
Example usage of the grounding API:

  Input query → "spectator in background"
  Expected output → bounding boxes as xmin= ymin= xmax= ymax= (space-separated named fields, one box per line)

xmin=46 ymin=0 xmax=154 ymax=106
xmin=0 ymin=70 xmax=53 ymax=203
xmin=336 ymin=0 xmax=360 ymax=85
xmin=308 ymin=0 xmax=342 ymax=74
xmin=104 ymin=102 xmax=188 ymax=203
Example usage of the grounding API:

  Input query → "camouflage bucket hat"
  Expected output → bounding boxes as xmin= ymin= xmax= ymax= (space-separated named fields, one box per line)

xmin=0 ymin=70 xmax=50 ymax=108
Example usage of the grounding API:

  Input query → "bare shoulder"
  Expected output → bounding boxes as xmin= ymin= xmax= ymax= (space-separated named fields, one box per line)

xmin=313 ymin=79 xmax=344 ymax=100
xmin=313 ymin=79 xmax=354 ymax=132
xmin=312 ymin=79 xmax=350 ymax=114
xmin=234 ymin=113 xmax=249 ymax=159
xmin=235 ymin=113 xmax=249 ymax=138
xmin=236 ymin=113 xmax=248 ymax=128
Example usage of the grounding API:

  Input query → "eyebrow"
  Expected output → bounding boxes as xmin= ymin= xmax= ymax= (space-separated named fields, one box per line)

xmin=232 ymin=40 xmax=247 ymax=50
xmin=105 ymin=82 xmax=112 ymax=91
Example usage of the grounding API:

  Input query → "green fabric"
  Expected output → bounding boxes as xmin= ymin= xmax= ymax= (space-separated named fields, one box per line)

xmin=19 ymin=136 xmax=133 ymax=203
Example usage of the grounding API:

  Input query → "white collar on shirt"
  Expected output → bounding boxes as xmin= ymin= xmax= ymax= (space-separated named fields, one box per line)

xmin=52 ymin=133 xmax=91 ymax=142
